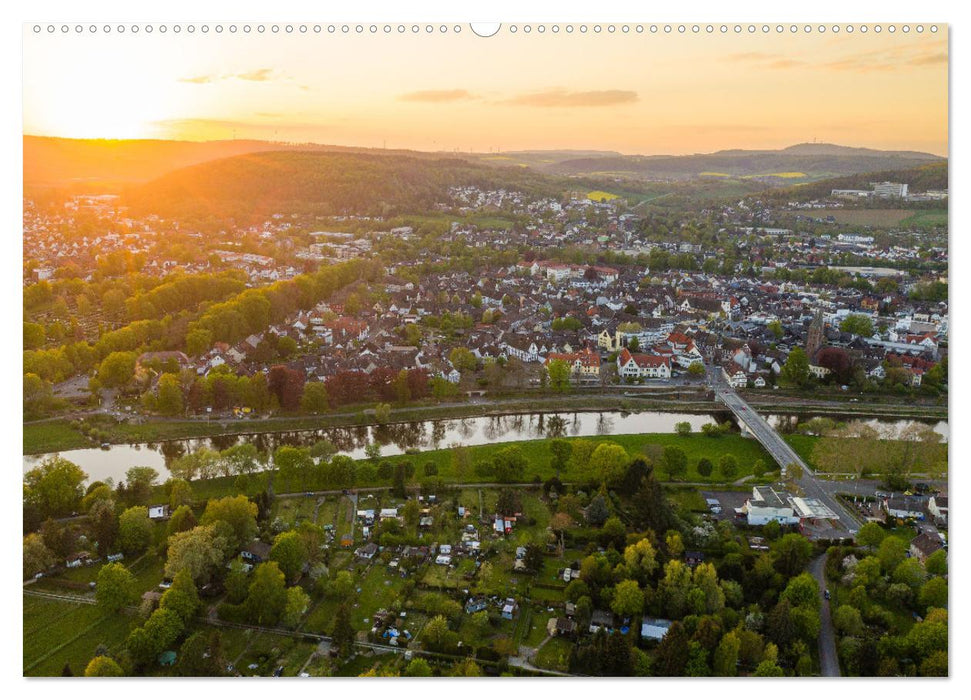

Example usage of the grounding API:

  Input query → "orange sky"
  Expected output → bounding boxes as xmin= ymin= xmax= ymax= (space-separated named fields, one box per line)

xmin=22 ymin=27 xmax=948 ymax=155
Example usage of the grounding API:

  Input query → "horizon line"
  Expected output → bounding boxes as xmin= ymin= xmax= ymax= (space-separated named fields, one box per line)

xmin=22 ymin=132 xmax=949 ymax=160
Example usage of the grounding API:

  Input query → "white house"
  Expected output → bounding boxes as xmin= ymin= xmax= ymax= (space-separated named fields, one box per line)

xmin=746 ymin=486 xmax=799 ymax=526
xmin=617 ymin=348 xmax=672 ymax=379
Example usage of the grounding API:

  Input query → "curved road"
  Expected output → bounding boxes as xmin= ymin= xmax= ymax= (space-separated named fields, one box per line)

xmin=809 ymin=553 xmax=840 ymax=677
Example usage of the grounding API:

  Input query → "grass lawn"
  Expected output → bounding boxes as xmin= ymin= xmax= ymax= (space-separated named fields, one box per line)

xmin=22 ymin=421 xmax=90 ymax=453
xmin=534 ymin=635 xmax=573 ymax=672
xmin=523 ymin=608 xmax=555 ymax=646
xmin=23 ymin=596 xmax=134 ymax=676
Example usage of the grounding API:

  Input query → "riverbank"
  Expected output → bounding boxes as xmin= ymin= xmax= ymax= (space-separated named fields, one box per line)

xmin=23 ymin=391 xmax=947 ymax=455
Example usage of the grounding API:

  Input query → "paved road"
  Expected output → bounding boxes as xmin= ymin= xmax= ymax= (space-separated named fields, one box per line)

xmin=809 ymin=553 xmax=840 ymax=677
xmin=710 ymin=375 xmax=858 ymax=535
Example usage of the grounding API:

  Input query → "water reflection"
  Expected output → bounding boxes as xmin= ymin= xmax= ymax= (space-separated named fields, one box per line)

xmin=23 ymin=409 xmax=946 ymax=486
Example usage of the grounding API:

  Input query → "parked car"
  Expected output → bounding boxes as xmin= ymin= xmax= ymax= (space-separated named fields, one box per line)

xmin=824 ymin=589 xmax=831 ymax=600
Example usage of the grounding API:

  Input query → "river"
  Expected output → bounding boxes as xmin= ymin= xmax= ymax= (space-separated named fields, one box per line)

xmin=22 ymin=410 xmax=947 ymax=485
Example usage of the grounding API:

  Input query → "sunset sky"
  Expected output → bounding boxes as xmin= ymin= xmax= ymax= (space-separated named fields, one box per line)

xmin=22 ymin=26 xmax=948 ymax=155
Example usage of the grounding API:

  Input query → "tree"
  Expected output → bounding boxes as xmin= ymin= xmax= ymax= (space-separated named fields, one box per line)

xmin=422 ymin=615 xmax=452 ymax=652
xmin=120 ymin=466 xmax=159 ymax=506
xmin=751 ymin=459 xmax=767 ymax=480
xmin=244 ymin=562 xmax=288 ymax=625
xmin=893 ymin=557 xmax=927 ymax=591
xmin=688 ymin=361 xmax=705 ymax=377
xmin=167 ymin=504 xmax=197 ymax=536
xmin=84 ymin=656 xmax=124 ymax=677
xmin=160 ymin=568 xmax=201 ymax=623
xmin=925 ymin=549 xmax=948 ymax=577
xmin=587 ymin=443 xmax=629 ymax=485
xmin=718 ymin=455 xmax=739 ymax=480
xmin=404 ymin=657 xmax=433 ymax=677
xmin=773 ymin=534 xmax=812 ymax=576
xmin=611 ymin=579 xmax=644 ymax=617
xmin=332 ymin=603 xmax=355 ymax=656
xmin=300 ymin=382 xmax=329 ymax=414
xmin=23 ymin=533 xmax=55 ymax=579
xmin=781 ymin=347 xmax=810 ymax=388
xmin=547 ymin=359 xmax=572 ymax=393
xmin=675 ymin=421 xmax=692 ymax=436
xmin=200 ymin=495 xmax=258 ymax=549
xmin=662 ymin=446 xmax=688 ymax=481
xmin=586 ymin=493 xmax=610 ymax=526
xmin=267 ymin=365 xmax=305 ymax=411
xmin=144 ymin=606 xmax=185 ymax=652
xmin=449 ymin=347 xmax=476 ymax=373
xmin=96 ymin=562 xmax=136 ymax=611
xmin=696 ymin=458 xmax=713 ymax=478
xmin=780 ymin=573 xmax=819 ymax=609
xmin=713 ymin=630 xmax=740 ymax=676
xmin=156 ymin=373 xmax=184 ymax=415
xmin=270 ymin=531 xmax=308 ymax=584
xmin=164 ymin=524 xmax=230 ymax=582
xmin=118 ymin=506 xmax=153 ymax=553
xmin=492 ymin=445 xmax=528 ymax=482
xmin=654 ymin=621 xmax=690 ymax=676
xmin=767 ymin=320 xmax=784 ymax=340
xmin=273 ymin=446 xmax=314 ymax=490
xmin=623 ymin=538 xmax=658 ymax=583
xmin=918 ymin=578 xmax=948 ymax=612
xmin=877 ymin=536 xmax=908 ymax=573
xmin=282 ymin=586 xmax=311 ymax=628
xmin=840 ymin=314 xmax=874 ymax=337
xmin=98 ymin=351 xmax=138 ymax=387
xmin=23 ymin=456 xmax=87 ymax=519
xmin=833 ymin=604 xmax=864 ymax=637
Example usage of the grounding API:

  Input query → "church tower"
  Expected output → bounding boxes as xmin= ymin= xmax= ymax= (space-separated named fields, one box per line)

xmin=806 ymin=309 xmax=825 ymax=360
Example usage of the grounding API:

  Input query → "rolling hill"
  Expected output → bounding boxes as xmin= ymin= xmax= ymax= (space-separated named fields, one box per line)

xmin=539 ymin=143 xmax=944 ymax=182
xmin=123 ymin=150 xmax=567 ymax=221
xmin=22 ymin=135 xmax=466 ymax=191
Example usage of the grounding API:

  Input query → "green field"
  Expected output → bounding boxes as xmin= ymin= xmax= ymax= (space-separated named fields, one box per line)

xmin=812 ymin=208 xmax=947 ymax=229
xmin=23 ymin=596 xmax=133 ymax=677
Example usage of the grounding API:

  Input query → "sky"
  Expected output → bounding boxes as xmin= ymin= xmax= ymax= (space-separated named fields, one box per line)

xmin=22 ymin=26 xmax=949 ymax=155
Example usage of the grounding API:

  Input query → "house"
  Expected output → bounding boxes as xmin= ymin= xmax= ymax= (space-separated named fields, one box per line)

xmin=928 ymin=496 xmax=948 ymax=524
xmin=884 ymin=496 xmax=925 ymax=521
xmin=501 ymin=598 xmax=519 ymax=620
xmin=545 ymin=348 xmax=601 ymax=378
xmin=589 ymin=609 xmax=614 ymax=634
xmin=547 ymin=617 xmax=578 ymax=637
xmin=745 ymin=486 xmax=799 ymax=526
xmin=435 ymin=554 xmax=452 ymax=566
xmin=617 ymin=348 xmax=672 ymax=379
xmin=355 ymin=542 xmax=379 ymax=561
xmin=640 ymin=617 xmax=673 ymax=642
xmin=241 ymin=540 xmax=271 ymax=563
xmin=909 ymin=532 xmax=945 ymax=563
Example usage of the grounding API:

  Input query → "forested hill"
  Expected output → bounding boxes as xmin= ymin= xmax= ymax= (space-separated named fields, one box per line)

xmin=543 ymin=143 xmax=944 ymax=181
xmin=124 ymin=151 xmax=566 ymax=220
xmin=764 ymin=161 xmax=948 ymax=203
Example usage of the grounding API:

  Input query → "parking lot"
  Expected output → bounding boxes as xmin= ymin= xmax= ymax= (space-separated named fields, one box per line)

xmin=699 ymin=490 xmax=749 ymax=521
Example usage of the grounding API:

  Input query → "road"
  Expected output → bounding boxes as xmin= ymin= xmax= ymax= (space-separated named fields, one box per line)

xmin=709 ymin=371 xmax=859 ymax=535
xmin=809 ymin=554 xmax=840 ymax=677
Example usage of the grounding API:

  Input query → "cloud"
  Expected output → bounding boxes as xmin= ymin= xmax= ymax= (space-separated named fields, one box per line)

xmin=502 ymin=89 xmax=638 ymax=108
xmin=821 ymin=40 xmax=948 ymax=73
xmin=178 ymin=69 xmax=277 ymax=84
xmin=236 ymin=68 xmax=274 ymax=82
xmin=398 ymin=89 xmax=477 ymax=103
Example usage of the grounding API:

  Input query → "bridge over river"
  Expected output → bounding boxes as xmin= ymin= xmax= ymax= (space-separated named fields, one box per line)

xmin=709 ymin=372 xmax=859 ymax=536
